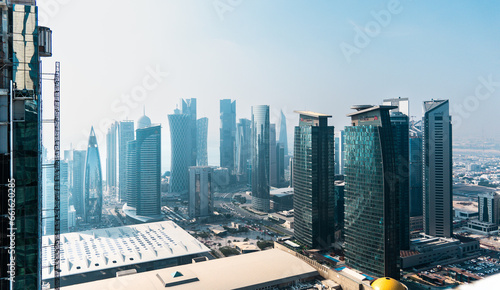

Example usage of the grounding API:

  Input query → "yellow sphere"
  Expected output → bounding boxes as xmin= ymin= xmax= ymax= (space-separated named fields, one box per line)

xmin=371 ymin=277 xmax=407 ymax=290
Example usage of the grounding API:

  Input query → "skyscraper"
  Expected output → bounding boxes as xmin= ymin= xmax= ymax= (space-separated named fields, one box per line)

xmin=106 ymin=121 xmax=118 ymax=195
xmin=197 ymin=117 xmax=208 ymax=166
xmin=0 ymin=2 xmax=49 ymax=287
xmin=276 ymin=142 xmax=285 ymax=186
xmin=478 ymin=191 xmax=500 ymax=225
xmin=279 ymin=110 xmax=288 ymax=156
xmin=423 ymin=100 xmax=453 ymax=238
xmin=235 ymin=118 xmax=251 ymax=179
xmin=118 ymin=120 xmax=134 ymax=201
xmin=220 ymin=99 xmax=236 ymax=172
xmin=293 ymin=111 xmax=335 ymax=249
xmin=168 ymin=108 xmax=191 ymax=194
xmin=409 ymin=120 xmax=423 ymax=218
xmin=84 ymin=127 xmax=103 ymax=224
xmin=188 ymin=166 xmax=214 ymax=218
xmin=269 ymin=123 xmax=277 ymax=187
xmin=71 ymin=150 xmax=86 ymax=217
xmin=126 ymin=114 xmax=161 ymax=218
xmin=344 ymin=105 xmax=400 ymax=279
xmin=182 ymin=98 xmax=197 ymax=166
xmin=390 ymin=111 xmax=410 ymax=250
xmin=251 ymin=105 xmax=270 ymax=212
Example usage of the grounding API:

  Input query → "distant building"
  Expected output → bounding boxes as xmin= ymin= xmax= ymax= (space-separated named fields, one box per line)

xmin=276 ymin=142 xmax=286 ymax=186
xmin=168 ymin=108 xmax=191 ymax=194
xmin=423 ymin=100 xmax=453 ymax=238
xmin=235 ymin=118 xmax=251 ymax=181
xmin=279 ymin=110 xmax=289 ymax=156
xmin=220 ymin=99 xmax=236 ymax=172
xmin=212 ymin=167 xmax=230 ymax=190
xmin=269 ymin=123 xmax=277 ymax=187
xmin=344 ymin=105 xmax=400 ymax=279
xmin=409 ymin=119 xmax=423 ymax=217
xmin=196 ymin=117 xmax=208 ymax=166
xmin=188 ymin=166 xmax=214 ymax=218
xmin=84 ymin=127 xmax=103 ymax=224
xmin=72 ymin=150 xmax=86 ymax=217
xmin=478 ymin=191 xmax=500 ymax=225
xmin=334 ymin=181 xmax=345 ymax=242
xmin=293 ymin=111 xmax=335 ymax=249
xmin=251 ymin=105 xmax=270 ymax=212
xmin=106 ymin=121 xmax=118 ymax=195
xmin=182 ymin=98 xmax=197 ymax=167
xmin=118 ymin=120 xmax=134 ymax=201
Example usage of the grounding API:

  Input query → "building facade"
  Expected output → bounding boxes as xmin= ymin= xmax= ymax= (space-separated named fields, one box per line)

xmin=84 ymin=127 xmax=103 ymax=224
xmin=235 ymin=118 xmax=251 ymax=180
xmin=279 ymin=110 xmax=288 ymax=156
xmin=197 ymin=117 xmax=208 ymax=166
xmin=168 ymin=108 xmax=191 ymax=194
xmin=344 ymin=105 xmax=400 ymax=279
xmin=72 ymin=150 xmax=86 ymax=217
xmin=220 ymin=99 xmax=236 ymax=172
xmin=182 ymin=98 xmax=197 ymax=167
xmin=293 ymin=111 xmax=335 ymax=249
xmin=106 ymin=121 xmax=118 ymax=196
xmin=251 ymin=105 xmax=270 ymax=212
xmin=269 ymin=123 xmax=277 ymax=187
xmin=188 ymin=166 xmax=214 ymax=218
xmin=423 ymin=100 xmax=453 ymax=238
xmin=409 ymin=119 xmax=423 ymax=218
xmin=118 ymin=120 xmax=134 ymax=201
xmin=478 ymin=191 xmax=500 ymax=225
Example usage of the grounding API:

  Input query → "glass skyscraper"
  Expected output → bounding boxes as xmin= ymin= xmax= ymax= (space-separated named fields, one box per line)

xmin=220 ymin=99 xmax=236 ymax=172
xmin=251 ymin=105 xmax=270 ymax=212
xmin=197 ymin=117 xmax=208 ymax=166
xmin=269 ymin=123 xmax=277 ymax=187
xmin=182 ymin=98 xmax=197 ymax=167
xmin=344 ymin=105 xmax=400 ymax=279
xmin=118 ymin=120 xmax=134 ymax=202
xmin=168 ymin=108 xmax=191 ymax=194
xmin=423 ymin=100 xmax=453 ymax=238
xmin=293 ymin=111 xmax=335 ymax=249
xmin=235 ymin=118 xmax=251 ymax=180
xmin=409 ymin=120 xmax=423 ymax=218
xmin=84 ymin=127 xmax=103 ymax=224
xmin=106 ymin=121 xmax=118 ymax=196
xmin=71 ymin=150 xmax=86 ymax=217
xmin=278 ymin=110 xmax=288 ymax=156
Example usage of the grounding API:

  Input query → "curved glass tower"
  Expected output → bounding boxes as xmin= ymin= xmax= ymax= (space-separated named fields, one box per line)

xmin=251 ymin=105 xmax=270 ymax=212
xmin=84 ymin=127 xmax=103 ymax=224
xmin=168 ymin=108 xmax=191 ymax=194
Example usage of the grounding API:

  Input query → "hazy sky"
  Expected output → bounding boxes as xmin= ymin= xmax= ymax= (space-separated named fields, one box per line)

xmin=38 ymin=0 xmax=500 ymax=172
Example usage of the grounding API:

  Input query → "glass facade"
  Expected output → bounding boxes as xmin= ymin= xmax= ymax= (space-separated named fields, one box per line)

xmin=220 ymin=99 xmax=236 ymax=172
xmin=168 ymin=109 xmax=191 ymax=194
xmin=251 ymin=105 xmax=270 ymax=212
xmin=182 ymin=98 xmax=197 ymax=167
xmin=235 ymin=118 xmax=251 ymax=177
xmin=278 ymin=110 xmax=288 ymax=156
xmin=293 ymin=113 xmax=335 ymax=249
xmin=118 ymin=120 xmax=134 ymax=202
xmin=196 ymin=117 xmax=208 ymax=166
xmin=344 ymin=106 xmax=400 ymax=279
xmin=136 ymin=125 xmax=161 ymax=216
xmin=409 ymin=120 xmax=423 ymax=217
xmin=106 ymin=122 xmax=118 ymax=196
xmin=84 ymin=127 xmax=103 ymax=224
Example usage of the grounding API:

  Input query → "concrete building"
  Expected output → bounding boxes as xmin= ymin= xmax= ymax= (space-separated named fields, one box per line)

xmin=423 ymin=100 xmax=453 ymax=238
xmin=251 ymin=105 xmax=270 ymax=212
xmin=270 ymin=187 xmax=294 ymax=211
xmin=188 ymin=166 xmax=213 ymax=219
xmin=41 ymin=221 xmax=210 ymax=288
xmin=478 ymin=191 xmax=500 ymax=225
xmin=293 ymin=111 xmax=335 ymax=249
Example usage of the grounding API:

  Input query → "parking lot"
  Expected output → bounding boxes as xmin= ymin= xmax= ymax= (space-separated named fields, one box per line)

xmin=447 ymin=254 xmax=500 ymax=277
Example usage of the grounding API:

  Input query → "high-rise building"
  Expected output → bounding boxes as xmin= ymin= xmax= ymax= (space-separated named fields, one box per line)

xmin=390 ymin=111 xmax=410 ymax=250
xmin=409 ymin=120 xmax=423 ymax=218
xmin=220 ymin=99 xmax=236 ymax=172
xmin=334 ymin=181 xmax=345 ymax=242
xmin=106 ymin=121 xmax=118 ymax=196
xmin=251 ymin=105 xmax=270 ymax=212
xmin=279 ymin=110 xmax=288 ymax=156
xmin=126 ymin=114 xmax=161 ymax=218
xmin=182 ymin=98 xmax=197 ymax=166
xmin=478 ymin=191 xmax=500 ymax=225
xmin=60 ymin=161 xmax=70 ymax=234
xmin=168 ymin=108 xmax=191 ymax=194
xmin=344 ymin=105 xmax=400 ymax=279
xmin=276 ymin=142 xmax=285 ymax=186
xmin=188 ymin=166 xmax=214 ymax=218
xmin=0 ymin=2 xmax=50 ymax=287
xmin=335 ymin=135 xmax=340 ymax=175
xmin=334 ymin=131 xmax=346 ymax=175
xmin=84 ymin=127 xmax=103 ymax=224
xmin=383 ymin=97 xmax=409 ymax=116
xmin=269 ymin=123 xmax=277 ymax=187
xmin=118 ymin=120 xmax=134 ymax=201
xmin=423 ymin=100 xmax=453 ymax=238
xmin=235 ymin=118 xmax=251 ymax=179
xmin=71 ymin=150 xmax=86 ymax=217
xmin=197 ymin=117 xmax=208 ymax=166
xmin=293 ymin=111 xmax=335 ymax=249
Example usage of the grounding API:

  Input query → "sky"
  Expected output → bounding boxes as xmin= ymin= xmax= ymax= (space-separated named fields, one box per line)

xmin=38 ymin=0 xmax=500 ymax=173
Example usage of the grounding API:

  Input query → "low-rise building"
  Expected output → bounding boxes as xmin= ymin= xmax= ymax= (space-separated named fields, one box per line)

xmin=466 ymin=219 xmax=499 ymax=235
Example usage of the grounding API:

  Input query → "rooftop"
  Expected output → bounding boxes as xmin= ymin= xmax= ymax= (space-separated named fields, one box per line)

xmin=294 ymin=110 xmax=332 ymax=118
xmin=61 ymin=249 xmax=319 ymax=290
xmin=42 ymin=221 xmax=209 ymax=278
xmin=346 ymin=105 xmax=397 ymax=117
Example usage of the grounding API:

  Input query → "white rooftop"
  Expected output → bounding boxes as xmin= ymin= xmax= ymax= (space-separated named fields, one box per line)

xmin=42 ymin=221 xmax=209 ymax=278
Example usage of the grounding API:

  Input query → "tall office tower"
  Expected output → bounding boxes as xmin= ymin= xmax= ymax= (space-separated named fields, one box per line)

xmin=390 ymin=111 xmax=410 ymax=250
xmin=334 ymin=181 xmax=345 ymax=242
xmin=279 ymin=110 xmax=288 ymax=156
xmin=0 ymin=2 xmax=50 ymax=287
xmin=126 ymin=114 xmax=161 ymax=217
xmin=197 ymin=117 xmax=208 ymax=166
xmin=383 ymin=97 xmax=409 ymax=116
xmin=182 ymin=98 xmax=197 ymax=166
xmin=60 ymin=161 xmax=70 ymax=234
xmin=188 ymin=166 xmax=214 ymax=218
xmin=71 ymin=150 xmax=86 ymax=216
xmin=340 ymin=130 xmax=345 ymax=175
xmin=293 ymin=111 xmax=335 ymax=249
xmin=84 ymin=127 xmax=103 ymax=224
xmin=251 ymin=105 xmax=270 ymax=212
xmin=344 ymin=105 xmax=400 ymax=279
xmin=106 ymin=121 xmax=118 ymax=195
xmin=118 ymin=120 xmax=134 ymax=201
xmin=423 ymin=100 xmax=453 ymax=238
xmin=478 ymin=191 xmax=500 ymax=225
xmin=220 ymin=99 xmax=236 ymax=172
xmin=334 ymin=131 xmax=346 ymax=175
xmin=269 ymin=124 xmax=277 ymax=187
xmin=168 ymin=108 xmax=191 ymax=194
xmin=235 ymin=118 xmax=251 ymax=177
xmin=276 ymin=143 xmax=285 ymax=186
xmin=334 ymin=135 xmax=340 ymax=175
xmin=409 ymin=120 xmax=423 ymax=217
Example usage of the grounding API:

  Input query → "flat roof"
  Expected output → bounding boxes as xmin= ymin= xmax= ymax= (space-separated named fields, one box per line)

xmin=61 ymin=249 xmax=319 ymax=290
xmin=346 ymin=105 xmax=397 ymax=117
xmin=294 ymin=110 xmax=332 ymax=118
xmin=42 ymin=221 xmax=209 ymax=278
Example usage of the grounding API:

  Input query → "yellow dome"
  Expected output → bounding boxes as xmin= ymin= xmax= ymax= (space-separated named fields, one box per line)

xmin=371 ymin=277 xmax=407 ymax=290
